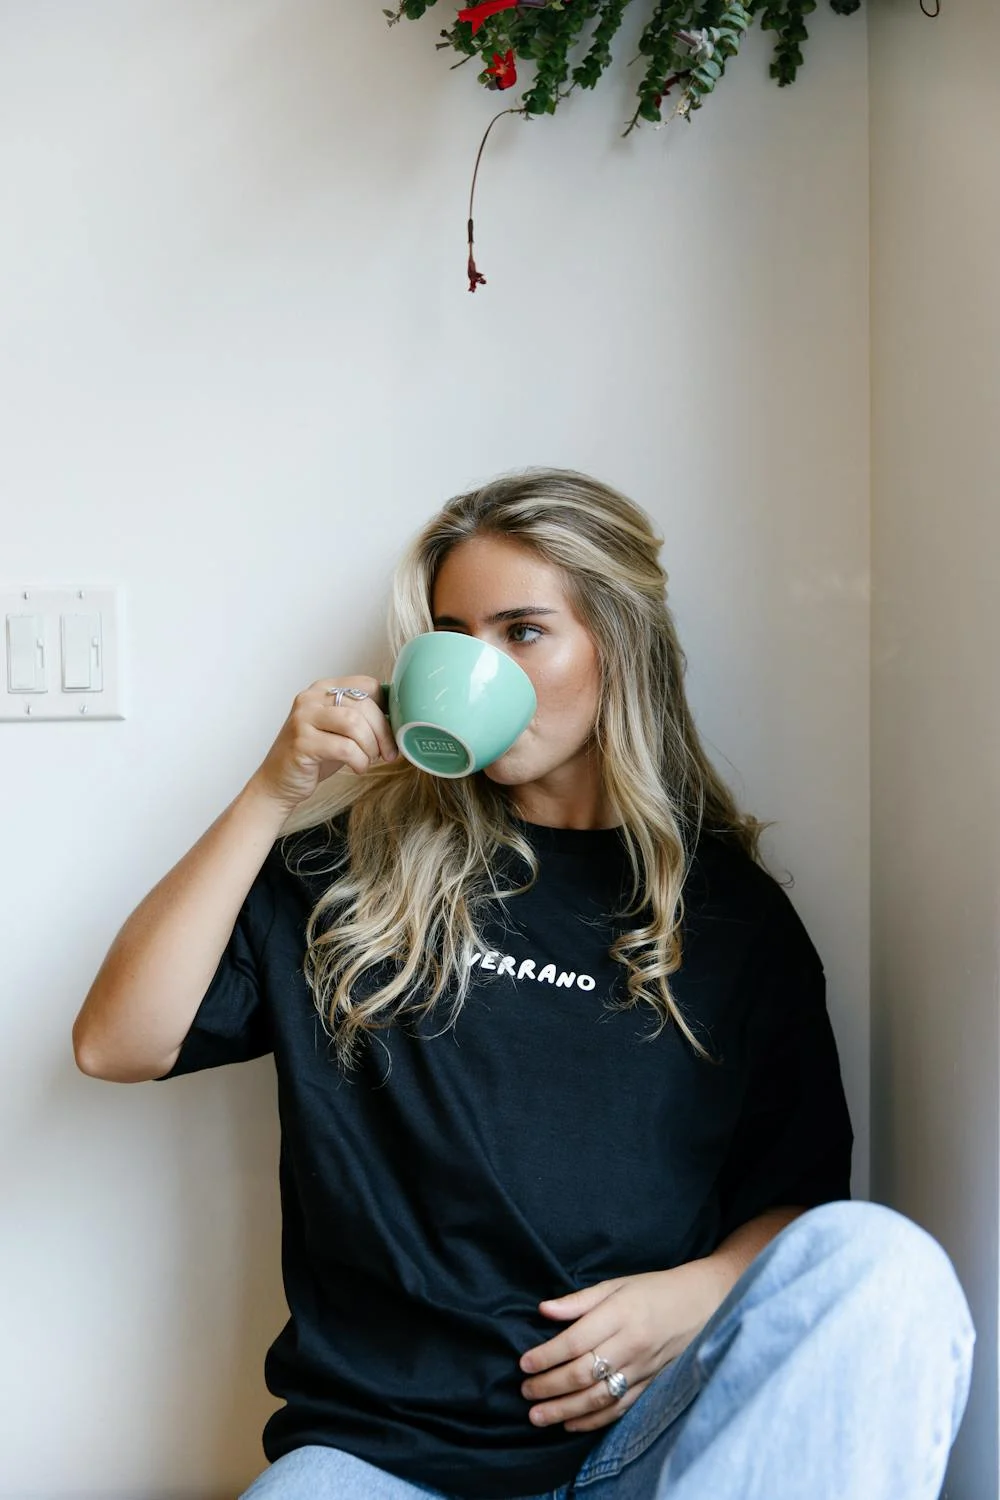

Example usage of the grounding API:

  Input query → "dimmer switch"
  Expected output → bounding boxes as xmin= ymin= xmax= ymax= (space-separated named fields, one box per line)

xmin=6 ymin=614 xmax=46 ymax=692
xmin=61 ymin=612 xmax=103 ymax=691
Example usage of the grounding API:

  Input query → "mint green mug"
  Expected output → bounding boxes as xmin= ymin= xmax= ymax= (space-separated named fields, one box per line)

xmin=383 ymin=632 xmax=537 ymax=778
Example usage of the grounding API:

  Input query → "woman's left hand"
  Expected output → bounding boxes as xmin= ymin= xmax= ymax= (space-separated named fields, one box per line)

xmin=518 ymin=1260 xmax=729 ymax=1433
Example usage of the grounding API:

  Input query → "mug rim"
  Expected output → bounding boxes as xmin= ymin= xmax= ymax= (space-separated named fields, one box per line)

xmin=399 ymin=628 xmax=532 ymax=676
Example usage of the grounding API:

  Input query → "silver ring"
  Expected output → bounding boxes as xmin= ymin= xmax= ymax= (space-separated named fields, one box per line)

xmin=326 ymin=686 xmax=369 ymax=708
xmin=605 ymin=1370 xmax=629 ymax=1401
xmin=591 ymin=1352 xmax=613 ymax=1383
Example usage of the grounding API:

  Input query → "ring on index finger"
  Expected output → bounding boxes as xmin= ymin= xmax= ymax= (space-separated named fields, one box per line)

xmin=326 ymin=687 xmax=370 ymax=709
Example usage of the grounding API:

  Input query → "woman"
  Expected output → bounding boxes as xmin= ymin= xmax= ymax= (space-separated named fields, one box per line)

xmin=73 ymin=469 xmax=973 ymax=1500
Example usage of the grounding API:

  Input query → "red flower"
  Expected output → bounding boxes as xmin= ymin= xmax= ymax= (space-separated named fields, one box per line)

xmin=457 ymin=0 xmax=519 ymax=34
xmin=654 ymin=72 xmax=682 ymax=108
xmin=486 ymin=47 xmax=517 ymax=89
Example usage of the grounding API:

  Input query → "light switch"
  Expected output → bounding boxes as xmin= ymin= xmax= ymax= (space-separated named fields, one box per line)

xmin=1 ymin=587 xmax=122 ymax=720
xmin=6 ymin=614 xmax=46 ymax=693
xmin=61 ymin=612 xmax=103 ymax=691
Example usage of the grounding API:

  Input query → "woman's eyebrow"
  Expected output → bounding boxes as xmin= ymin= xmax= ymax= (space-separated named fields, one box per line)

xmin=432 ymin=606 xmax=560 ymax=628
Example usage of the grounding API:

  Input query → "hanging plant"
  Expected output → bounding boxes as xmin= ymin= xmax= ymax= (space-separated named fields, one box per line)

xmin=386 ymin=0 xmax=863 ymax=130
xmin=384 ymin=0 xmax=937 ymax=288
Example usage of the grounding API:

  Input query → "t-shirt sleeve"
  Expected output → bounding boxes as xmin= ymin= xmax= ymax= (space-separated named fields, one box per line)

xmin=715 ymin=891 xmax=854 ymax=1238
xmin=154 ymin=866 xmax=276 ymax=1080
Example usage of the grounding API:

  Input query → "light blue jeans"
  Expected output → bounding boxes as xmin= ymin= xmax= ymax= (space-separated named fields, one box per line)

xmin=240 ymin=1201 xmax=975 ymax=1500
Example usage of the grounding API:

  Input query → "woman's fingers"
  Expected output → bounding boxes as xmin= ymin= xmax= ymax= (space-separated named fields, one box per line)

xmin=314 ymin=679 xmax=398 ymax=768
xmin=521 ymin=1334 xmax=634 ymax=1404
xmin=522 ymin=1346 xmax=611 ymax=1401
xmin=307 ymin=730 xmax=376 ymax=779
xmin=563 ymin=1377 xmax=651 ymax=1433
xmin=537 ymin=1279 xmax=621 ymax=1322
xmin=251 ymin=675 xmax=398 ymax=812
xmin=316 ymin=706 xmax=382 ymax=769
xmin=520 ymin=1287 xmax=622 ymax=1376
xmin=525 ymin=1359 xmax=649 ymax=1431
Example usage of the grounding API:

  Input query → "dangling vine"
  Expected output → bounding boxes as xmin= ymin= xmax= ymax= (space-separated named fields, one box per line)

xmin=382 ymin=0 xmax=939 ymax=288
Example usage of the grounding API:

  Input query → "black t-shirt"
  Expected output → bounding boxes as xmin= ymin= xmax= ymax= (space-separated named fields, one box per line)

xmin=158 ymin=821 xmax=852 ymax=1499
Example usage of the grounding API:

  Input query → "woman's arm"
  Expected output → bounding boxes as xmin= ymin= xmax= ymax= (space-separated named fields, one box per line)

xmin=72 ymin=675 xmax=396 ymax=1084
xmin=702 ymin=1205 xmax=803 ymax=1290
xmin=72 ymin=780 xmax=290 ymax=1083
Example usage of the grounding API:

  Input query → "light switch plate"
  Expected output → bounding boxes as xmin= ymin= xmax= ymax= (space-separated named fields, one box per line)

xmin=0 ymin=587 xmax=124 ymax=721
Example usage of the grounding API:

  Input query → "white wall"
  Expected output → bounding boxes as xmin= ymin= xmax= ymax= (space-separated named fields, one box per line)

xmin=0 ymin=3 xmax=869 ymax=1495
xmin=869 ymin=2 xmax=1000 ymax=1497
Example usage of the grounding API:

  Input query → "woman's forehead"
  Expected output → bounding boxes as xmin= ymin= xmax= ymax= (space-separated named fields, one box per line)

xmin=432 ymin=536 xmax=567 ymax=614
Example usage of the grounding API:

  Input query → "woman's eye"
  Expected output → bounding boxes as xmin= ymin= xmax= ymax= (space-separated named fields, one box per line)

xmin=507 ymin=623 xmax=543 ymax=645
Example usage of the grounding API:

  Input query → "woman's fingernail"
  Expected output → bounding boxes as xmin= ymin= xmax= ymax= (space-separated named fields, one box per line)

xmin=530 ymin=1409 xmax=547 ymax=1426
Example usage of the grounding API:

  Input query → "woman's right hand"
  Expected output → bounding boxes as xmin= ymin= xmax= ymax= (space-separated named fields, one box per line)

xmin=250 ymin=675 xmax=399 ymax=813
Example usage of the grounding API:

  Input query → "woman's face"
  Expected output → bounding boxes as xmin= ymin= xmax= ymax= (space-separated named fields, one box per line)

xmin=430 ymin=535 xmax=604 ymax=801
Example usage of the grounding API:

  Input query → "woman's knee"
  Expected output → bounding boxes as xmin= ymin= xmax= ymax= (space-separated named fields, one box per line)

xmin=780 ymin=1199 xmax=975 ymax=1345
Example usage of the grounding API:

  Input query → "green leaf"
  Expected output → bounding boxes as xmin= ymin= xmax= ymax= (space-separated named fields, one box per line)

xmin=414 ymin=0 xmax=860 ymax=132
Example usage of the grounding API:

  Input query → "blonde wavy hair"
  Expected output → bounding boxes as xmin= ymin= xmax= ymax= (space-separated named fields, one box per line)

xmin=283 ymin=468 xmax=764 ymax=1065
